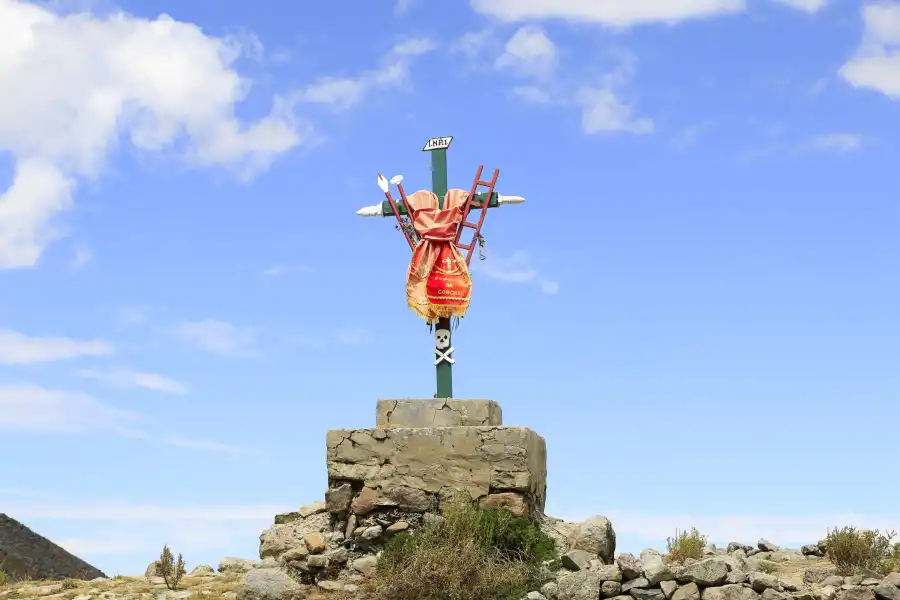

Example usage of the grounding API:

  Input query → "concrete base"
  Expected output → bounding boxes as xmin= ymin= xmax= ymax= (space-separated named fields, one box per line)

xmin=376 ymin=398 xmax=503 ymax=428
xmin=326 ymin=424 xmax=546 ymax=516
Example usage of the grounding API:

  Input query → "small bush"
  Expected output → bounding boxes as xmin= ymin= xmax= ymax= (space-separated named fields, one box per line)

xmin=666 ymin=527 xmax=707 ymax=563
xmin=825 ymin=526 xmax=898 ymax=576
xmin=374 ymin=498 xmax=557 ymax=600
xmin=756 ymin=560 xmax=779 ymax=574
xmin=61 ymin=579 xmax=79 ymax=590
xmin=0 ymin=571 xmax=9 ymax=587
xmin=154 ymin=545 xmax=186 ymax=591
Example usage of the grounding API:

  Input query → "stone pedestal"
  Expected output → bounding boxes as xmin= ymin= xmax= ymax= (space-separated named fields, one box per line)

xmin=325 ymin=398 xmax=547 ymax=518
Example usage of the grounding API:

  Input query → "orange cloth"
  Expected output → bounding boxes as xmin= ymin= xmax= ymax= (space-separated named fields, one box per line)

xmin=404 ymin=189 xmax=472 ymax=323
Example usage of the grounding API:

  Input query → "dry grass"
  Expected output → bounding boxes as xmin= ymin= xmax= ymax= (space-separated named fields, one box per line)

xmin=373 ymin=499 xmax=556 ymax=600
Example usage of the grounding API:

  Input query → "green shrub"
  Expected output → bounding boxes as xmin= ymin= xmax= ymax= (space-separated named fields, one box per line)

xmin=0 ymin=571 xmax=9 ymax=587
xmin=61 ymin=579 xmax=79 ymax=590
xmin=375 ymin=498 xmax=557 ymax=600
xmin=666 ymin=527 xmax=707 ymax=563
xmin=825 ymin=526 xmax=898 ymax=576
xmin=154 ymin=545 xmax=186 ymax=591
xmin=756 ymin=560 xmax=779 ymax=574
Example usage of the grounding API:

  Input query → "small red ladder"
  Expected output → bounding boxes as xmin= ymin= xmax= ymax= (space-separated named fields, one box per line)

xmin=454 ymin=165 xmax=500 ymax=265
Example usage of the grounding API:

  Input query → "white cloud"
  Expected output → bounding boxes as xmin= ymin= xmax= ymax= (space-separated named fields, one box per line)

xmin=805 ymin=133 xmax=863 ymax=153
xmin=840 ymin=2 xmax=900 ymax=100
xmin=260 ymin=264 xmax=311 ymax=277
xmin=0 ymin=383 xmax=249 ymax=453
xmin=512 ymin=85 xmax=552 ymax=104
xmin=7 ymin=501 xmax=290 ymax=521
xmin=452 ymin=29 xmax=495 ymax=59
xmin=576 ymin=88 xmax=654 ymax=134
xmin=162 ymin=437 xmax=249 ymax=454
xmin=470 ymin=0 xmax=746 ymax=28
xmin=0 ymin=1 xmax=311 ymax=269
xmin=771 ymin=0 xmax=828 ymax=13
xmin=495 ymin=25 xmax=558 ymax=78
xmin=0 ymin=329 xmax=114 ymax=364
xmin=175 ymin=319 xmax=257 ymax=357
xmin=0 ymin=384 xmax=141 ymax=434
xmin=473 ymin=250 xmax=559 ymax=294
xmin=74 ymin=368 xmax=188 ymax=395
xmin=70 ymin=244 xmax=92 ymax=268
xmin=394 ymin=0 xmax=415 ymax=15
xmin=575 ymin=55 xmax=654 ymax=135
xmin=295 ymin=37 xmax=436 ymax=109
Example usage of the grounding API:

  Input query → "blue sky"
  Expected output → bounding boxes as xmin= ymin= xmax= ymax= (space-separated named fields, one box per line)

xmin=1 ymin=0 xmax=899 ymax=577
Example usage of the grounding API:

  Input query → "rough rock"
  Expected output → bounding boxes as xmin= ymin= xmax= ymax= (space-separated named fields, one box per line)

xmin=702 ymin=584 xmax=762 ymax=600
xmin=661 ymin=580 xmax=679 ymax=599
xmin=324 ymin=483 xmax=353 ymax=515
xmin=837 ymin=588 xmax=876 ymax=600
xmin=218 ymin=558 xmax=260 ymax=573
xmin=562 ymin=550 xmax=593 ymax=571
xmin=558 ymin=570 xmax=602 ymax=600
xmin=632 ymin=589 xmax=667 ymax=600
xmin=189 ymin=565 xmax=215 ymax=575
xmin=815 ymin=586 xmax=838 ymax=600
xmin=673 ymin=583 xmax=702 ymax=600
xmin=623 ymin=579 xmax=651 ymax=593
xmin=235 ymin=568 xmax=302 ymax=600
xmin=806 ymin=567 xmax=840 ymax=585
xmin=641 ymin=549 xmax=675 ymax=585
xmin=479 ymin=492 xmax=529 ymax=517
xmin=749 ymin=572 xmax=783 ymax=592
xmin=258 ymin=511 xmax=329 ymax=560
xmin=541 ymin=581 xmax=560 ymax=600
xmin=678 ymin=559 xmax=730 ymax=586
xmin=569 ymin=516 xmax=616 ymax=563
xmin=602 ymin=581 xmax=623 ymax=598
xmin=617 ymin=554 xmax=644 ymax=580
xmin=350 ymin=555 xmax=377 ymax=576
xmin=595 ymin=564 xmax=623 ymax=583
xmin=883 ymin=574 xmax=900 ymax=588
xmin=758 ymin=540 xmax=778 ymax=552
xmin=874 ymin=586 xmax=900 ymax=600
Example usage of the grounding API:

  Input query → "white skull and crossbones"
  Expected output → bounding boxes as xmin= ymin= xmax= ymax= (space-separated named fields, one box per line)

xmin=434 ymin=328 xmax=454 ymax=365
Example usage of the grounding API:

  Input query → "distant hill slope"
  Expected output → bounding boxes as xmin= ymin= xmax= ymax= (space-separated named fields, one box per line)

xmin=0 ymin=514 xmax=106 ymax=580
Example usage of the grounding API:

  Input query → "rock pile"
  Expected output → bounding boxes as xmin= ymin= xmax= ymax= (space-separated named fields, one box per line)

xmin=547 ymin=538 xmax=900 ymax=600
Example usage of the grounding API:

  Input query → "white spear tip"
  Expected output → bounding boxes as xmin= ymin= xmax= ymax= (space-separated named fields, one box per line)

xmin=376 ymin=173 xmax=389 ymax=193
xmin=390 ymin=174 xmax=404 ymax=185
xmin=356 ymin=204 xmax=382 ymax=217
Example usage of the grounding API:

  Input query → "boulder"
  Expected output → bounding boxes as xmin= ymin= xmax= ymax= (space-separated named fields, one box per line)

xmin=702 ymin=584 xmax=762 ymax=600
xmin=673 ymin=583 xmax=701 ymax=600
xmin=235 ymin=568 xmax=302 ymax=600
xmin=617 ymin=553 xmax=644 ymax=580
xmin=874 ymin=586 xmax=900 ymax=600
xmin=558 ymin=570 xmax=602 ymax=600
xmin=678 ymin=559 xmax=730 ymax=586
xmin=570 ymin=516 xmax=616 ymax=563
xmin=219 ymin=558 xmax=260 ymax=574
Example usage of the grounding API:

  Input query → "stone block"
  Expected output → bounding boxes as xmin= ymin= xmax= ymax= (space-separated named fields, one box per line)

xmin=326 ymin=425 xmax=546 ymax=515
xmin=375 ymin=398 xmax=503 ymax=428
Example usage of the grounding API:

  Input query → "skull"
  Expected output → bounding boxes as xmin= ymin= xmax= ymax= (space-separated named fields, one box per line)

xmin=435 ymin=328 xmax=451 ymax=350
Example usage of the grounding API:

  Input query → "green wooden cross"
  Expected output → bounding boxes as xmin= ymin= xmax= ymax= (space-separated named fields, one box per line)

xmin=356 ymin=137 xmax=525 ymax=399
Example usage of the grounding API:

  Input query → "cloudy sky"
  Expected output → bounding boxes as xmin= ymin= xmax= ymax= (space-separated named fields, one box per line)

xmin=1 ymin=0 xmax=899 ymax=577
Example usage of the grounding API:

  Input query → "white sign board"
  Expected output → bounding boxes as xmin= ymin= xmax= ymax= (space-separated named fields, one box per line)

xmin=422 ymin=136 xmax=453 ymax=152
